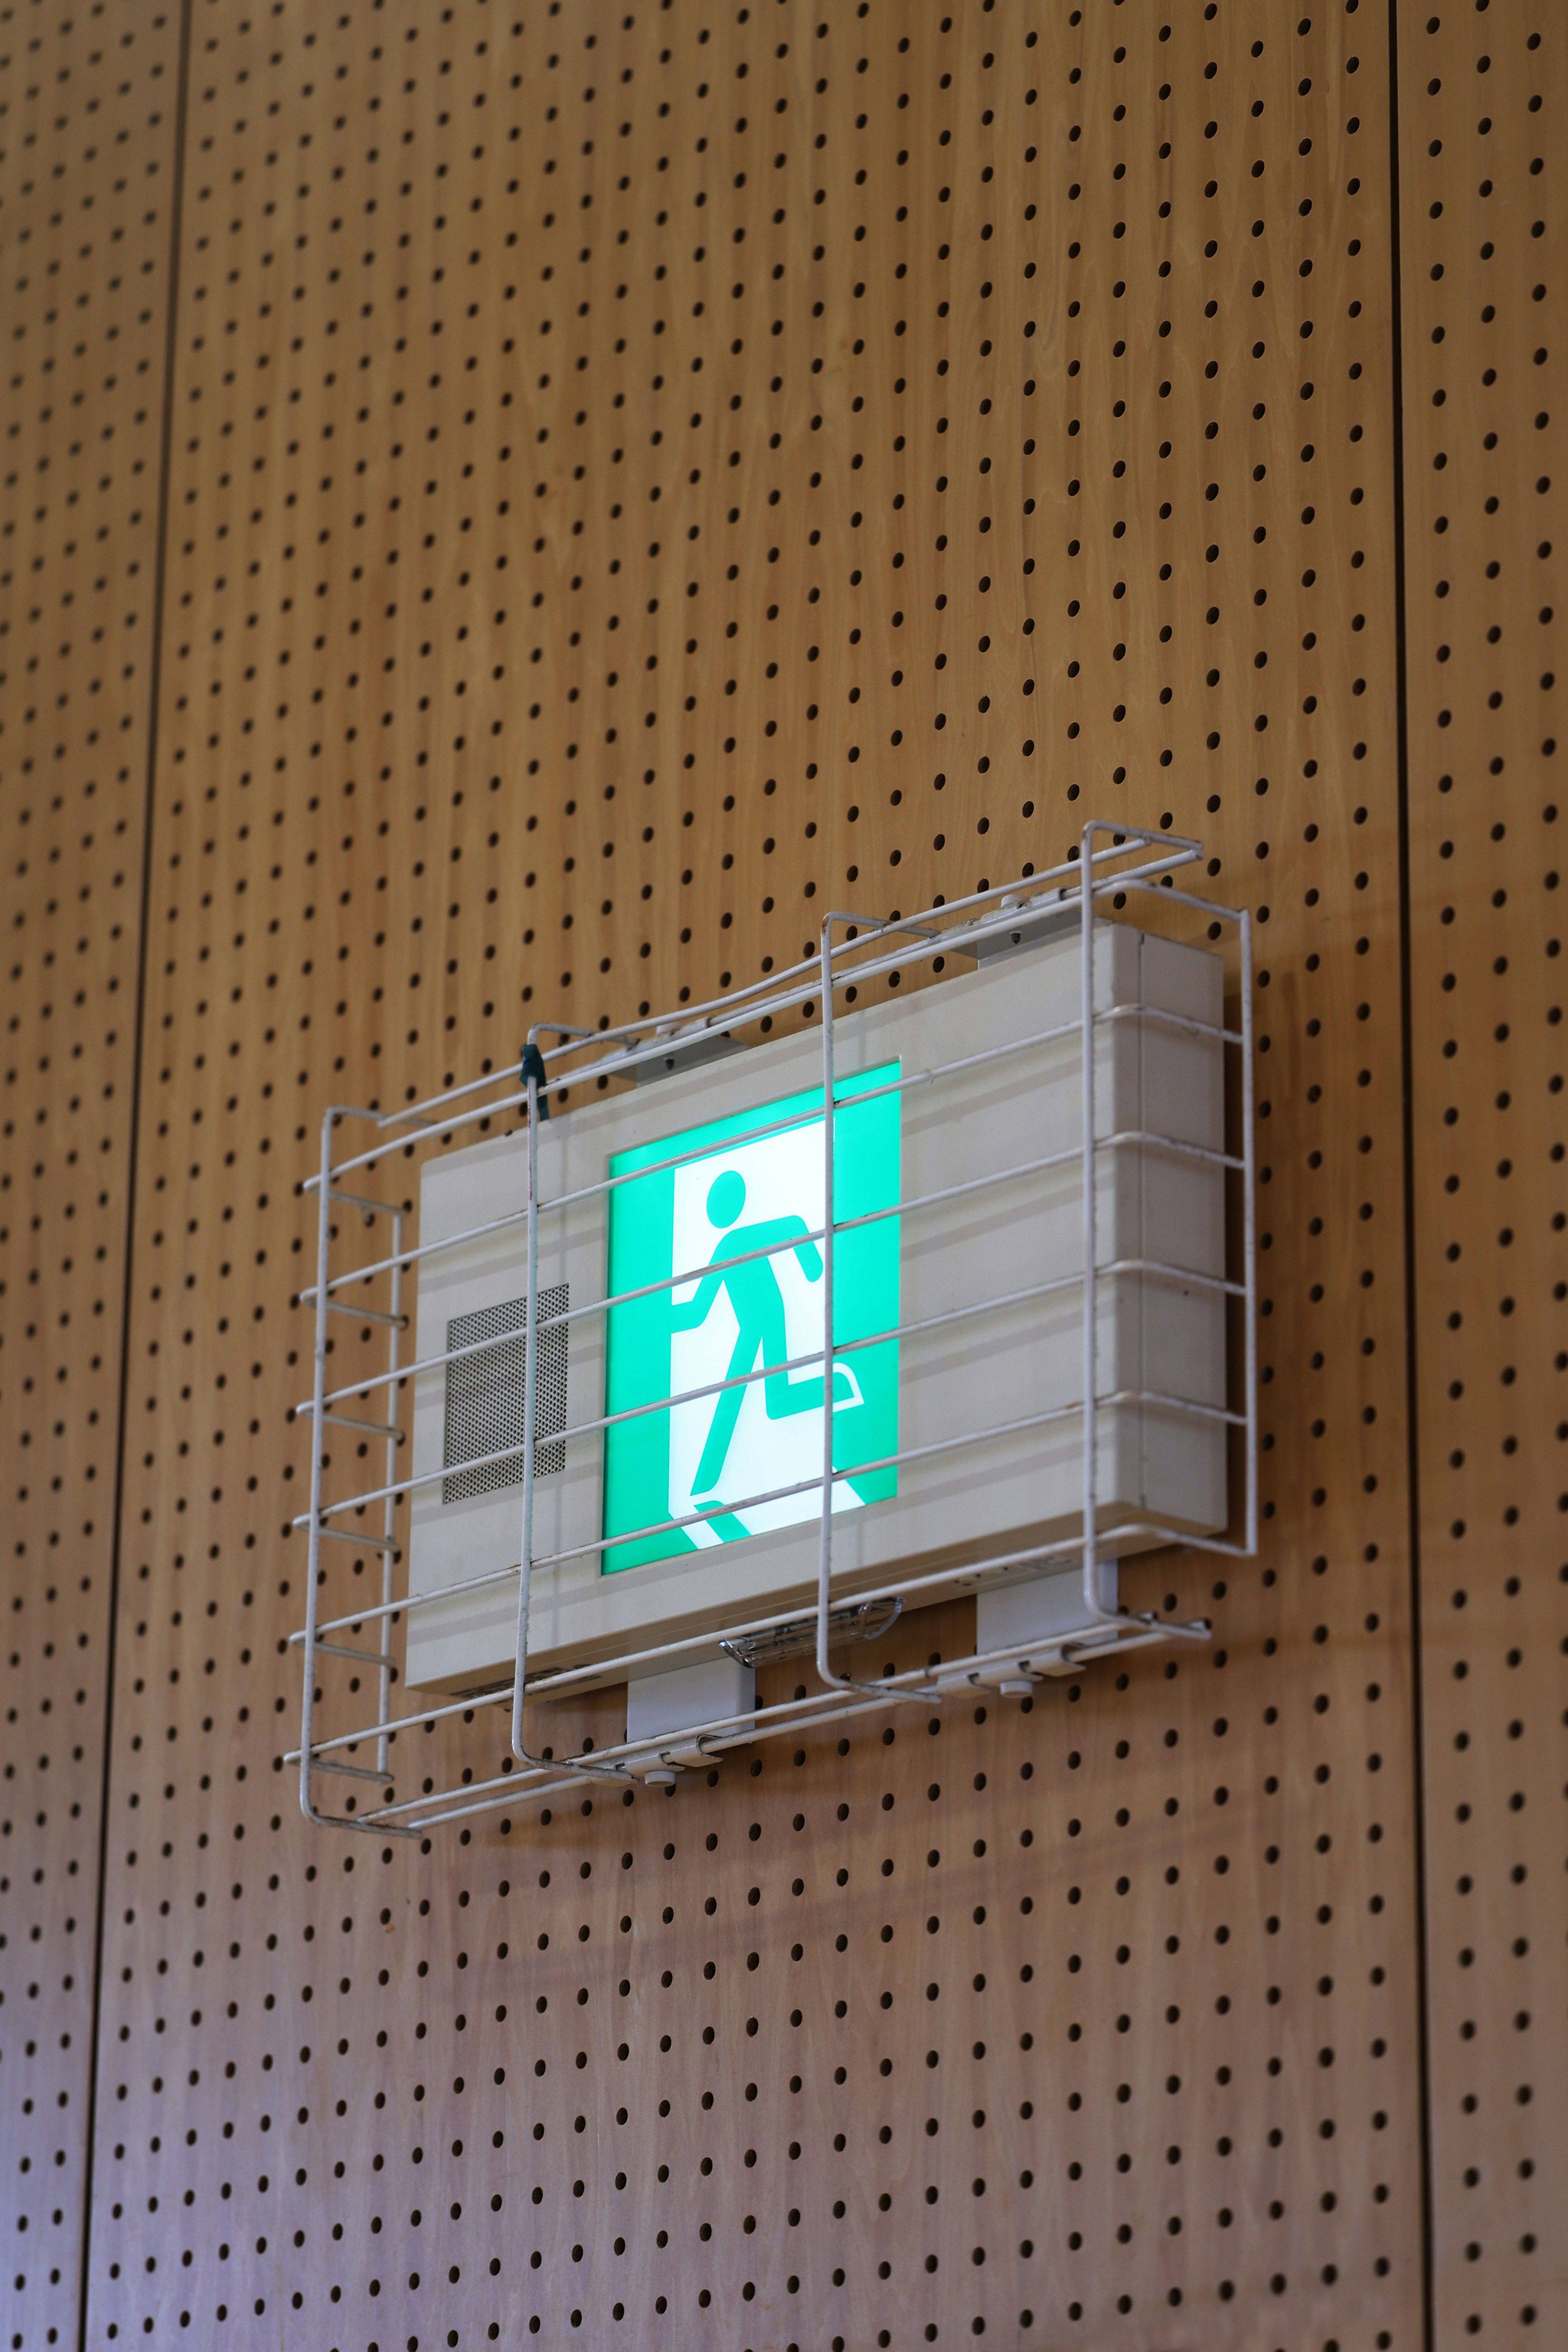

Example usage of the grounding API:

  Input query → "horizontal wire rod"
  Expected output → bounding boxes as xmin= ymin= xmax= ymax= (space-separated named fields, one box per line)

xmin=298 ymin=1113 xmax=1247 ymax=1636
xmin=298 ymin=990 xmax=1241 ymax=1306
xmin=341 ymin=838 xmax=1205 ymax=1137
xmin=300 ymin=1109 xmax=1239 ymax=1424
xmin=299 ymin=1008 xmax=1088 ymax=1306
xmin=454 ymin=1382 xmax=1227 ymax=1596
xmin=295 ymin=1251 xmax=1238 ymax=1529
xmin=393 ymin=1256 xmax=1243 ymax=1505
xmin=347 ymin=1680 xmax=926 ymax=1813
xmin=285 ymin=1677 xmax=514 ymax=1763
xmin=379 ymin=1630 xmax=1200 ymax=1832
xmin=304 ymin=845 xmax=1207 ymax=1187
xmin=300 ymin=1509 xmax=1154 ymax=1664
xmin=299 ymin=1508 xmax=1223 ymax=1781
xmin=297 ymin=1084 xmax=1224 ymax=1454
xmin=300 ymin=1014 xmax=1078 ymax=1300
xmin=309 ymin=1603 xmax=1209 ymax=1792
xmin=294 ymin=1026 xmax=1082 ymax=1381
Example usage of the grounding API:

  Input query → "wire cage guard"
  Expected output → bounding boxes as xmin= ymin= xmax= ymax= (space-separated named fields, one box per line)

xmin=284 ymin=822 xmax=1257 ymax=1837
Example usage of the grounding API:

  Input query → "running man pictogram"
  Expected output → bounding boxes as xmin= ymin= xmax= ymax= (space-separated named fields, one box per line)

xmin=670 ymin=1167 xmax=861 ymax=1498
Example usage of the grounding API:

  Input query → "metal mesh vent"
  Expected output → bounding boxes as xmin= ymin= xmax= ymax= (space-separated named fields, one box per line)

xmin=443 ymin=1286 xmax=568 ymax=1503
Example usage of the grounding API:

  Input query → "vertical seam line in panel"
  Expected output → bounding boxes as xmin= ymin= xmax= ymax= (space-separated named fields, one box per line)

xmin=1385 ymin=5 xmax=1437 ymax=2346
xmin=75 ymin=0 xmax=197 ymax=2341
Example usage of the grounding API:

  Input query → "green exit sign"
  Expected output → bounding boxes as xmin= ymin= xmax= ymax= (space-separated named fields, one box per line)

xmin=602 ymin=1064 xmax=903 ymax=1574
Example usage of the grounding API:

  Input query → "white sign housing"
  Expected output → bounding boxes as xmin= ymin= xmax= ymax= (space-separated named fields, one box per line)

xmin=404 ymin=923 xmax=1228 ymax=1694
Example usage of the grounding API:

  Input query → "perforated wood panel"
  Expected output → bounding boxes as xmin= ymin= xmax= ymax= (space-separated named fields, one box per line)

xmin=57 ymin=4 xmax=1443 ymax=2347
xmin=0 ymin=1 xmax=1546 ymax=2348
xmin=0 ymin=6 xmax=177 ymax=2348
xmin=1396 ymin=4 xmax=1566 ymax=2344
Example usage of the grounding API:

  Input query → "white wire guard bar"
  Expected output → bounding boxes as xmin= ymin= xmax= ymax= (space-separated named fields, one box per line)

xmin=297 ymin=994 xmax=1234 ymax=1311
xmin=300 ymin=836 xmax=1207 ymax=1189
xmin=294 ymin=1504 xmax=1230 ymax=1776
xmin=297 ymin=1381 xmax=1245 ymax=1768
xmin=293 ymin=1274 xmax=1246 ymax=1550
xmin=292 ymin=1199 xmax=1243 ymax=1534
xmin=294 ymin=830 xmax=1256 ymax=1833
xmin=310 ymin=1612 xmax=1200 ymax=1839
xmin=295 ymin=1002 xmax=1239 ymax=1429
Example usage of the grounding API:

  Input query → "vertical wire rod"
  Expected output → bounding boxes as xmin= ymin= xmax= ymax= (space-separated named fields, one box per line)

xmin=511 ymin=1064 xmax=542 ymax=1766
xmin=1078 ymin=832 xmax=1120 ymax=1628
xmin=815 ymin=916 xmax=838 ymax=1691
xmin=299 ymin=1110 xmax=338 ymax=1826
xmin=377 ymin=1213 xmax=403 ymax=1780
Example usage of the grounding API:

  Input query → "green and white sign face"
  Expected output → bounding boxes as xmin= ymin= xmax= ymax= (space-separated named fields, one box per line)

xmin=602 ymin=1066 xmax=901 ymax=1574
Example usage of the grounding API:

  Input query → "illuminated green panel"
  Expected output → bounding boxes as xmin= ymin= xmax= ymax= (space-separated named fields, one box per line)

xmin=602 ymin=1064 xmax=901 ymax=1574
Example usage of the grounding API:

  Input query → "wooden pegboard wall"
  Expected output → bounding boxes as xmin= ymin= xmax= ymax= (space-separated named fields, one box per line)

xmin=0 ymin=4 xmax=178 ymax=2348
xmin=0 ymin=0 xmax=1436 ymax=2343
xmin=1397 ymin=3 xmax=1567 ymax=2344
xmin=76 ymin=2 xmax=1433 ymax=2345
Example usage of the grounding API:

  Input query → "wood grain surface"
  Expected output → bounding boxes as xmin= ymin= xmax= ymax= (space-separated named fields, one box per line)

xmin=0 ymin=1 xmax=1557 ymax=2348
xmin=1396 ymin=4 xmax=1566 ymax=2343
xmin=0 ymin=6 xmax=179 ymax=2348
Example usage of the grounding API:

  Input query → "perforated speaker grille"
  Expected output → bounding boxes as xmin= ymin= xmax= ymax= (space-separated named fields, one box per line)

xmin=442 ymin=1287 xmax=568 ymax=1503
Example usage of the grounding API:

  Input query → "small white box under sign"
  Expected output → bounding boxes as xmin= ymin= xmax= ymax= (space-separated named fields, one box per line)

xmin=405 ymin=923 xmax=1227 ymax=1693
xmin=625 ymin=1656 xmax=757 ymax=1748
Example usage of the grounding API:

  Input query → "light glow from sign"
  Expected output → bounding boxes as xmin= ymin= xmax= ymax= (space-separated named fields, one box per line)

xmin=602 ymin=1066 xmax=902 ymax=1573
